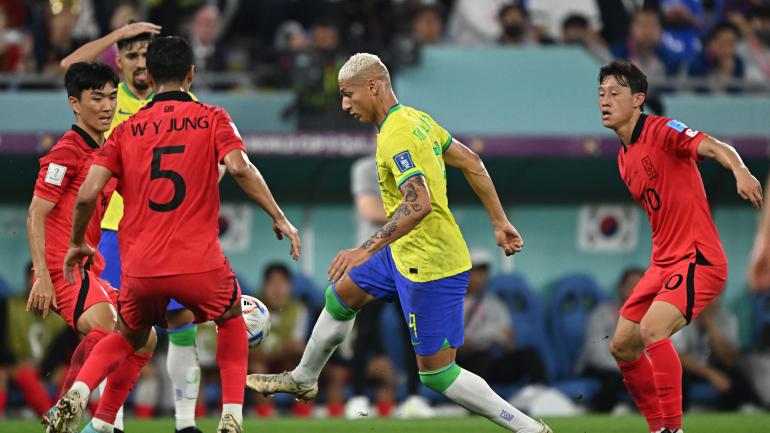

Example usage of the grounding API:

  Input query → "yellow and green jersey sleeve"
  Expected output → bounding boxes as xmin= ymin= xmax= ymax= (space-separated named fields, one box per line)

xmin=375 ymin=104 xmax=470 ymax=282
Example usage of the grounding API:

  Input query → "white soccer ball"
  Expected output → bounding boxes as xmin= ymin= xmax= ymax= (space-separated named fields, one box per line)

xmin=241 ymin=295 xmax=271 ymax=347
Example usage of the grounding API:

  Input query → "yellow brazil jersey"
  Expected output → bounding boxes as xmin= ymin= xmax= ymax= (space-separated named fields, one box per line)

xmin=100 ymin=81 xmax=154 ymax=230
xmin=375 ymin=104 xmax=471 ymax=282
xmin=101 ymin=83 xmax=197 ymax=230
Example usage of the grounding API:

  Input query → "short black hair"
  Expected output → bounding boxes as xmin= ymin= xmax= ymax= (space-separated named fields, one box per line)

xmin=65 ymin=61 xmax=119 ymax=99
xmin=598 ymin=60 xmax=648 ymax=95
xmin=499 ymin=4 xmax=529 ymax=21
xmin=263 ymin=262 xmax=291 ymax=283
xmin=146 ymin=36 xmax=193 ymax=84
xmin=562 ymin=13 xmax=589 ymax=31
xmin=707 ymin=21 xmax=740 ymax=43
xmin=116 ymin=20 xmax=153 ymax=51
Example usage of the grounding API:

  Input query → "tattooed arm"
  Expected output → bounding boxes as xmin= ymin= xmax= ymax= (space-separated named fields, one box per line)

xmin=443 ymin=138 xmax=523 ymax=256
xmin=327 ymin=175 xmax=432 ymax=282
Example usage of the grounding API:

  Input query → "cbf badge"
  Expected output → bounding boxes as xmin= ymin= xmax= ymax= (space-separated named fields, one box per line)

xmin=393 ymin=151 xmax=415 ymax=173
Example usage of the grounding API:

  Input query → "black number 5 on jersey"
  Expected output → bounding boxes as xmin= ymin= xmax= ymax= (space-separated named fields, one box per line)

xmin=149 ymin=146 xmax=186 ymax=212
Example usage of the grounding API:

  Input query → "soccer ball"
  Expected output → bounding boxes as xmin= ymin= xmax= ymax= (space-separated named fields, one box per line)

xmin=241 ymin=295 xmax=271 ymax=347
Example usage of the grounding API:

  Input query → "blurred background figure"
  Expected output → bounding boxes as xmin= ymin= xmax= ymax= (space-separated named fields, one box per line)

xmin=673 ymin=298 xmax=763 ymax=411
xmin=576 ymin=267 xmax=644 ymax=413
xmin=561 ymin=13 xmax=613 ymax=63
xmin=687 ymin=22 xmax=746 ymax=93
xmin=447 ymin=0 xmax=510 ymax=46
xmin=456 ymin=249 xmax=547 ymax=387
xmin=188 ymin=5 xmax=226 ymax=75
xmin=612 ymin=8 xmax=680 ymax=83
xmin=497 ymin=4 xmax=545 ymax=46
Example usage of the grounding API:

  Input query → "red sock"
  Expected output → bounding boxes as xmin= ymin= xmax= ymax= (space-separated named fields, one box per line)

xmin=377 ymin=401 xmax=395 ymax=417
xmin=60 ymin=327 xmax=110 ymax=397
xmin=196 ymin=402 xmax=207 ymax=417
xmin=13 ymin=365 xmax=51 ymax=416
xmin=255 ymin=403 xmax=274 ymax=418
xmin=134 ymin=404 xmax=155 ymax=418
xmin=216 ymin=316 xmax=247 ymax=405
xmin=618 ymin=354 xmax=663 ymax=432
xmin=292 ymin=401 xmax=313 ymax=417
xmin=646 ymin=338 xmax=683 ymax=431
xmin=0 ymin=388 xmax=7 ymax=416
xmin=327 ymin=402 xmax=344 ymax=417
xmin=94 ymin=352 xmax=152 ymax=424
xmin=75 ymin=332 xmax=135 ymax=391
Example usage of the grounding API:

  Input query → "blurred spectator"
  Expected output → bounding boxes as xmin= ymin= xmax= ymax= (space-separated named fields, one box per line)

xmin=660 ymin=0 xmax=705 ymax=63
xmin=687 ymin=22 xmax=746 ymax=93
xmin=673 ymin=299 xmax=763 ymax=411
xmin=411 ymin=4 xmax=445 ymax=45
xmin=456 ymin=249 xmax=547 ymax=386
xmin=447 ymin=0 xmax=511 ymax=45
xmin=528 ymin=0 xmax=601 ymax=43
xmin=0 ymin=262 xmax=66 ymax=416
xmin=96 ymin=1 xmax=140 ymax=71
xmin=561 ymin=13 xmax=613 ymax=63
xmin=343 ymin=156 xmax=425 ymax=419
xmin=248 ymin=263 xmax=312 ymax=417
xmin=576 ymin=267 xmax=644 ymax=412
xmin=188 ymin=5 xmax=227 ymax=74
xmin=596 ymin=0 xmax=660 ymax=48
xmin=730 ymin=6 xmax=770 ymax=82
xmin=498 ymin=4 xmax=547 ymax=46
xmin=612 ymin=9 xmax=680 ymax=82
xmin=34 ymin=4 xmax=77 ymax=74
xmin=0 ymin=4 xmax=24 ymax=72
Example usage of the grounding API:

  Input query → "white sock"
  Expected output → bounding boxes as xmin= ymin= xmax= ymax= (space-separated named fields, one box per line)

xmin=291 ymin=308 xmax=355 ymax=385
xmin=443 ymin=368 xmax=542 ymax=433
xmin=167 ymin=341 xmax=200 ymax=430
xmin=114 ymin=405 xmax=124 ymax=431
xmin=91 ymin=417 xmax=113 ymax=433
xmin=222 ymin=403 xmax=243 ymax=426
xmin=70 ymin=381 xmax=91 ymax=408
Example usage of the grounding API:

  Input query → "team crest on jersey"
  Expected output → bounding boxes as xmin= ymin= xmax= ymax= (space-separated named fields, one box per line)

xmin=665 ymin=119 xmax=687 ymax=132
xmin=44 ymin=163 xmax=67 ymax=186
xmin=642 ymin=156 xmax=658 ymax=180
xmin=393 ymin=151 xmax=415 ymax=173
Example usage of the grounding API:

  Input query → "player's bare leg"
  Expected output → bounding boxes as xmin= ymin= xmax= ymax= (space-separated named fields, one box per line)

xmin=166 ymin=308 xmax=202 ymax=433
xmin=247 ymin=276 xmax=372 ymax=399
xmin=416 ymin=348 xmax=551 ymax=433
xmin=213 ymin=300 xmax=247 ymax=433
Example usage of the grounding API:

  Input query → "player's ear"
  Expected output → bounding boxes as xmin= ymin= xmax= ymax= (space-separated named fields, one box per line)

xmin=633 ymin=92 xmax=646 ymax=110
xmin=68 ymin=95 xmax=80 ymax=115
xmin=185 ymin=65 xmax=195 ymax=90
xmin=368 ymin=78 xmax=378 ymax=96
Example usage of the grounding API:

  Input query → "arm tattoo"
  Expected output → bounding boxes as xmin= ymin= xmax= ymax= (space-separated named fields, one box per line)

xmin=360 ymin=176 xmax=427 ymax=250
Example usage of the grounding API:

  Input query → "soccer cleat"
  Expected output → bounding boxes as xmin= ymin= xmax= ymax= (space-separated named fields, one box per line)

xmin=246 ymin=371 xmax=318 ymax=401
xmin=176 ymin=427 xmax=203 ymax=433
xmin=49 ymin=389 xmax=86 ymax=433
xmin=216 ymin=413 xmax=242 ymax=433
xmin=537 ymin=419 xmax=554 ymax=433
xmin=41 ymin=404 xmax=58 ymax=430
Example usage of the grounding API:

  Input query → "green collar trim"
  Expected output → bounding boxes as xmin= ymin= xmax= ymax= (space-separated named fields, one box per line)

xmin=378 ymin=103 xmax=402 ymax=133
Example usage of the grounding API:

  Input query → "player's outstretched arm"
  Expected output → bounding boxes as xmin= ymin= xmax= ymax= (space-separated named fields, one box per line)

xmin=63 ymin=165 xmax=113 ymax=284
xmin=697 ymin=136 xmax=763 ymax=208
xmin=26 ymin=197 xmax=58 ymax=317
xmin=443 ymin=139 xmax=523 ymax=256
xmin=749 ymin=174 xmax=770 ymax=292
xmin=327 ymin=175 xmax=432 ymax=282
xmin=60 ymin=21 xmax=161 ymax=71
xmin=223 ymin=149 xmax=301 ymax=260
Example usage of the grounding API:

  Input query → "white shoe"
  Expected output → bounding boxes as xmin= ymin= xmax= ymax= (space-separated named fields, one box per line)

xmin=217 ymin=413 xmax=242 ymax=433
xmin=246 ymin=371 xmax=318 ymax=401
xmin=395 ymin=395 xmax=435 ymax=419
xmin=49 ymin=389 xmax=86 ymax=433
xmin=345 ymin=395 xmax=372 ymax=419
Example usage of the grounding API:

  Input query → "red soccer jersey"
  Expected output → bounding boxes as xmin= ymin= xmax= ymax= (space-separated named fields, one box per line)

xmin=617 ymin=113 xmax=727 ymax=267
xmin=94 ymin=91 xmax=246 ymax=277
xmin=33 ymin=126 xmax=113 ymax=276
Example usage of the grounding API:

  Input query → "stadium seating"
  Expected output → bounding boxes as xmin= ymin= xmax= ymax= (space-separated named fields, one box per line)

xmin=753 ymin=294 xmax=770 ymax=350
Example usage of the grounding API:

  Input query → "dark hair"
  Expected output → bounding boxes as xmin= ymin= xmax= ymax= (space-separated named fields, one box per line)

xmin=633 ymin=7 xmax=663 ymax=25
xmin=65 ymin=61 xmax=119 ymax=99
xmin=617 ymin=266 xmax=645 ymax=289
xmin=562 ymin=13 xmax=589 ymax=31
xmin=146 ymin=36 xmax=193 ymax=84
xmin=598 ymin=60 xmax=648 ymax=94
xmin=498 ymin=4 xmax=528 ymax=21
xmin=707 ymin=21 xmax=740 ymax=43
xmin=263 ymin=262 xmax=291 ymax=283
xmin=116 ymin=20 xmax=153 ymax=51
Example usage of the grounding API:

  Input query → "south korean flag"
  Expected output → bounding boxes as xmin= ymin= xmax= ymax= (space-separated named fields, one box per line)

xmin=577 ymin=205 xmax=639 ymax=252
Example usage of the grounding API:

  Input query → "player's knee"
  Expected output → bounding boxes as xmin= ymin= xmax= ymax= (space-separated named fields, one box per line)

xmin=324 ymin=285 xmax=357 ymax=322
xmin=168 ymin=324 xmax=197 ymax=347
xmin=609 ymin=334 xmax=641 ymax=361
xmin=638 ymin=319 xmax=670 ymax=346
xmin=418 ymin=362 xmax=461 ymax=394
xmin=76 ymin=303 xmax=117 ymax=335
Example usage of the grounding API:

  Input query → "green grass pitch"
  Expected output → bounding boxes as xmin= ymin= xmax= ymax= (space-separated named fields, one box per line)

xmin=3 ymin=414 xmax=770 ymax=433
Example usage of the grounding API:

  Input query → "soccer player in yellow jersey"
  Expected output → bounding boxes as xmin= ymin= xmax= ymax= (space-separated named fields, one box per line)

xmin=247 ymin=53 xmax=553 ymax=433
xmin=61 ymin=24 xmax=204 ymax=433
